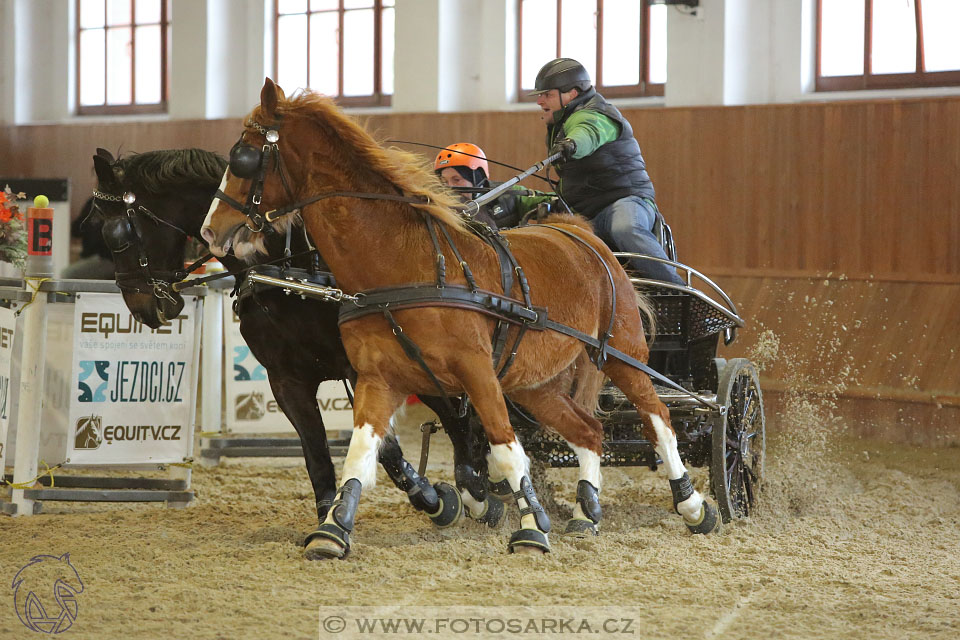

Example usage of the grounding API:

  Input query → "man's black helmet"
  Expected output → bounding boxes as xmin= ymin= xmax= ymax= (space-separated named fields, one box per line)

xmin=529 ymin=58 xmax=591 ymax=96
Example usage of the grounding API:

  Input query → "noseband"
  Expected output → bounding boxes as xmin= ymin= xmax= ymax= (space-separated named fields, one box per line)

xmin=92 ymin=188 xmax=189 ymax=304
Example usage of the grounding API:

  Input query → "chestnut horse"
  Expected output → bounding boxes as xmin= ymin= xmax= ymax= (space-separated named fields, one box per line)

xmin=89 ymin=147 xmax=500 ymax=554
xmin=202 ymin=79 xmax=717 ymax=558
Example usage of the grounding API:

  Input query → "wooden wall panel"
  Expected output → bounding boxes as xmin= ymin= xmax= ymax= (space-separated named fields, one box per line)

xmin=2 ymin=96 xmax=959 ymax=279
xmin=0 ymin=98 xmax=957 ymax=438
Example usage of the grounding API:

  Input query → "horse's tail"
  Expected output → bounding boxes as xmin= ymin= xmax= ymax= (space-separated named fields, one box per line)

xmin=635 ymin=288 xmax=657 ymax=345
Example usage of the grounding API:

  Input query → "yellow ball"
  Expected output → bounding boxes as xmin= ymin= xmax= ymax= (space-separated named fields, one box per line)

xmin=33 ymin=195 xmax=49 ymax=208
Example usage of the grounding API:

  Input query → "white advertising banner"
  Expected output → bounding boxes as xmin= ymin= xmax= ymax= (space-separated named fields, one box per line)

xmin=66 ymin=293 xmax=200 ymax=465
xmin=222 ymin=293 xmax=353 ymax=433
xmin=39 ymin=302 xmax=74 ymax=464
xmin=0 ymin=305 xmax=15 ymax=472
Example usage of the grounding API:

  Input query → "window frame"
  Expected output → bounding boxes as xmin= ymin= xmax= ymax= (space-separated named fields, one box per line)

xmin=816 ymin=0 xmax=960 ymax=92
xmin=273 ymin=0 xmax=393 ymax=108
xmin=516 ymin=0 xmax=664 ymax=103
xmin=75 ymin=0 xmax=170 ymax=116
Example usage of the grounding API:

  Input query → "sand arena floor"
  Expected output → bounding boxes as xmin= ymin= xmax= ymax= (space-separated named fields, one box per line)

xmin=1 ymin=391 xmax=958 ymax=640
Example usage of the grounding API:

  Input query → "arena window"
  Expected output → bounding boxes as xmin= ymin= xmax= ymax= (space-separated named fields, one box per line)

xmin=517 ymin=0 xmax=666 ymax=101
xmin=274 ymin=0 xmax=394 ymax=107
xmin=817 ymin=0 xmax=960 ymax=91
xmin=76 ymin=0 xmax=169 ymax=115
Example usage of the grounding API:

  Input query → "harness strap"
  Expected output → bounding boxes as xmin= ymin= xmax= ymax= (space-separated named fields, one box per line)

xmin=537 ymin=224 xmax=618 ymax=368
xmin=339 ymin=281 xmax=717 ymax=410
xmin=339 ymin=284 xmax=544 ymax=327
xmin=382 ymin=309 xmax=459 ymax=418
xmin=437 ymin=223 xmax=477 ymax=292
xmin=171 ymin=248 xmax=319 ymax=291
xmin=421 ymin=214 xmax=447 ymax=288
xmin=256 ymin=190 xmax=431 ymax=224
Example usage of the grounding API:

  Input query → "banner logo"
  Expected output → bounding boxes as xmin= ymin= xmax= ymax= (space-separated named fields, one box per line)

xmin=12 ymin=553 xmax=84 ymax=634
xmin=235 ymin=392 xmax=266 ymax=420
xmin=77 ymin=360 xmax=110 ymax=403
xmin=74 ymin=415 xmax=103 ymax=450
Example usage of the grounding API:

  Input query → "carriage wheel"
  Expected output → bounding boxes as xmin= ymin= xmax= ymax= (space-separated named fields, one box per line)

xmin=710 ymin=358 xmax=765 ymax=523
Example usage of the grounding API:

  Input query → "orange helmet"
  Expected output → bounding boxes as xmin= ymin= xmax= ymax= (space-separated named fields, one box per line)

xmin=434 ymin=143 xmax=489 ymax=179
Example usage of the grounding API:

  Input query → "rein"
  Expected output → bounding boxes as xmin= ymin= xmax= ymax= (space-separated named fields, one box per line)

xmin=217 ymin=120 xmax=719 ymax=411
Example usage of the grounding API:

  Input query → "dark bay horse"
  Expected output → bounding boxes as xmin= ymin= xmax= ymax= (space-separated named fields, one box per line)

xmin=90 ymin=147 xmax=504 ymax=559
xmin=201 ymin=79 xmax=718 ymax=558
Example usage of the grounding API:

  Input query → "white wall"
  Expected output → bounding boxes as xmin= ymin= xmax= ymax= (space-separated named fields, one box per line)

xmin=0 ymin=0 xmax=15 ymax=125
xmin=3 ymin=0 xmax=960 ymax=124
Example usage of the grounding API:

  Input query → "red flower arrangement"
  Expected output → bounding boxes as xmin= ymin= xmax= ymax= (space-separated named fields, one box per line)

xmin=0 ymin=185 xmax=28 ymax=270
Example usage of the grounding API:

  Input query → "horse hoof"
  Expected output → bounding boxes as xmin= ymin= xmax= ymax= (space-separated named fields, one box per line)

xmin=303 ymin=524 xmax=351 ymax=560
xmin=304 ymin=538 xmax=346 ymax=560
xmin=685 ymin=502 xmax=719 ymax=535
xmin=428 ymin=482 xmax=463 ymax=528
xmin=488 ymin=478 xmax=512 ymax=497
xmin=508 ymin=528 xmax=550 ymax=554
xmin=474 ymin=495 xmax=505 ymax=528
xmin=563 ymin=518 xmax=598 ymax=537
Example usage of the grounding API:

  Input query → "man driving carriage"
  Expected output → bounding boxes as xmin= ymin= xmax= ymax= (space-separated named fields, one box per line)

xmin=531 ymin=58 xmax=684 ymax=285
xmin=434 ymin=142 xmax=557 ymax=229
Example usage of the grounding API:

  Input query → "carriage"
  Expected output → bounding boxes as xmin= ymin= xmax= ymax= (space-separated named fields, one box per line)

xmin=513 ymin=254 xmax=764 ymax=523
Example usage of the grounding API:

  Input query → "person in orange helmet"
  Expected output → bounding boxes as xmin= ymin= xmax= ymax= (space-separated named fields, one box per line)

xmin=434 ymin=143 xmax=556 ymax=229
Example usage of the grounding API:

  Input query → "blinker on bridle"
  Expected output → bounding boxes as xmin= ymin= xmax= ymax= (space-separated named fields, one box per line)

xmin=91 ymin=187 xmax=190 ymax=304
xmin=220 ymin=120 xmax=289 ymax=233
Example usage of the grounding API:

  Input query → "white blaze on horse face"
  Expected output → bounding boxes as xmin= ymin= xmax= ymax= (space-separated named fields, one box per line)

xmin=648 ymin=412 xmax=704 ymax=522
xmin=201 ymin=168 xmax=230 ymax=254
xmin=341 ymin=423 xmax=381 ymax=489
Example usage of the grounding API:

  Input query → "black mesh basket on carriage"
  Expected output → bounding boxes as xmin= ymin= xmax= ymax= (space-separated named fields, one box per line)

xmin=515 ymin=259 xmax=744 ymax=468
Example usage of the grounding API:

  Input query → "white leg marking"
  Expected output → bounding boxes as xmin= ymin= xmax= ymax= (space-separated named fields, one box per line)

xmin=489 ymin=441 xmax=541 ymax=530
xmin=570 ymin=444 xmax=602 ymax=521
xmin=461 ymin=490 xmax=486 ymax=519
xmin=341 ymin=423 xmax=381 ymax=490
xmin=648 ymin=412 xmax=704 ymax=522
xmin=570 ymin=444 xmax=602 ymax=490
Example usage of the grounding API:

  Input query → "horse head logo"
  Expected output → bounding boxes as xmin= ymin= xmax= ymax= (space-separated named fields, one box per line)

xmin=11 ymin=553 xmax=84 ymax=634
xmin=74 ymin=415 xmax=103 ymax=450
xmin=235 ymin=392 xmax=266 ymax=421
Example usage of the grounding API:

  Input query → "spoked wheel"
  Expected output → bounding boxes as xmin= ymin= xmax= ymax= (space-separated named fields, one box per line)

xmin=710 ymin=358 xmax=765 ymax=522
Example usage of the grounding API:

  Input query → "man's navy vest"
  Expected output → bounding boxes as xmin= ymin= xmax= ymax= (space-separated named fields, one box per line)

xmin=547 ymin=88 xmax=655 ymax=218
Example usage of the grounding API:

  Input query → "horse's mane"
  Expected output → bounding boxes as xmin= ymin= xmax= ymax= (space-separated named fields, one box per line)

xmin=259 ymin=91 xmax=465 ymax=230
xmin=118 ymin=148 xmax=227 ymax=194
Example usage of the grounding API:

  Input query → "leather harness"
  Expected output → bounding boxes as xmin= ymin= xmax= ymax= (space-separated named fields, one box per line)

xmin=213 ymin=119 xmax=719 ymax=411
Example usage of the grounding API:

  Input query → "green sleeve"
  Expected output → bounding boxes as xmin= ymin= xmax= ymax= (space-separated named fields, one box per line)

xmin=562 ymin=110 xmax=619 ymax=159
xmin=511 ymin=184 xmax=555 ymax=216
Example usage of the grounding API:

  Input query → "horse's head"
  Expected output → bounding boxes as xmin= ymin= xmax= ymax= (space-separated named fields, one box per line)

xmin=202 ymin=78 xmax=306 ymax=261
xmin=92 ymin=147 xmax=225 ymax=328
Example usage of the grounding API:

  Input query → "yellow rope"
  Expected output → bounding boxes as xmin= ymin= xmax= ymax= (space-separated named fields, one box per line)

xmin=14 ymin=277 xmax=51 ymax=317
xmin=168 ymin=461 xmax=193 ymax=469
xmin=5 ymin=461 xmax=62 ymax=489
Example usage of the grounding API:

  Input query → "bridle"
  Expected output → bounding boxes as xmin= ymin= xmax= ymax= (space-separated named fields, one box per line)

xmin=217 ymin=119 xmax=297 ymax=233
xmin=92 ymin=187 xmax=191 ymax=305
xmin=215 ymin=118 xmax=436 ymax=235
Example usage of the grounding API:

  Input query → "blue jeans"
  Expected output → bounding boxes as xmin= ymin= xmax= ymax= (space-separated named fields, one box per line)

xmin=590 ymin=196 xmax=683 ymax=284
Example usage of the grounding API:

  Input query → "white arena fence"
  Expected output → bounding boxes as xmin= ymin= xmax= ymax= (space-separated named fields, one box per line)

xmin=0 ymin=278 xmax=204 ymax=516
xmin=0 ymin=274 xmax=356 ymax=516
xmin=196 ymin=279 xmax=353 ymax=464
